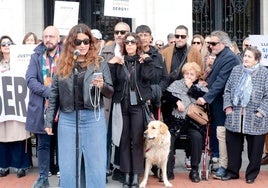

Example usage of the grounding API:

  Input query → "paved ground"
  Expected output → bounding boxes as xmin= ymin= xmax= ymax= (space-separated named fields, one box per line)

xmin=1 ymin=144 xmax=268 ymax=188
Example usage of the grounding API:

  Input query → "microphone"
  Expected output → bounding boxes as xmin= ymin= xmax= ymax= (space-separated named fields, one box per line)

xmin=73 ymin=50 xmax=80 ymax=60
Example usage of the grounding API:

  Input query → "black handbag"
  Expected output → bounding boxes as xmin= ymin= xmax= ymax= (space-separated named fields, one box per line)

xmin=136 ymin=83 xmax=154 ymax=129
xmin=122 ymin=63 xmax=154 ymax=129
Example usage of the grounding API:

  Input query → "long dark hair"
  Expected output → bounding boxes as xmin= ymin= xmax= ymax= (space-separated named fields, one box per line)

xmin=0 ymin=35 xmax=14 ymax=61
xmin=122 ymin=32 xmax=143 ymax=56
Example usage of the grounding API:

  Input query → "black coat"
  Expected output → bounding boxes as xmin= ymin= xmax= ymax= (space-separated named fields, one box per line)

xmin=109 ymin=55 xmax=154 ymax=103
xmin=203 ymin=47 xmax=240 ymax=126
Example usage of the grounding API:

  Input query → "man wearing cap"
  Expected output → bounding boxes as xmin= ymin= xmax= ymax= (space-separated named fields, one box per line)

xmin=91 ymin=29 xmax=105 ymax=55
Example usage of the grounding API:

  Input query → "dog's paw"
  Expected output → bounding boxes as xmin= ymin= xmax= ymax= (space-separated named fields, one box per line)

xmin=139 ymin=180 xmax=147 ymax=188
xmin=164 ymin=181 xmax=172 ymax=187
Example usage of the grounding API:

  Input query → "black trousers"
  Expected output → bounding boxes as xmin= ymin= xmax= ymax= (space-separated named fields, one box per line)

xmin=226 ymin=129 xmax=265 ymax=180
xmin=50 ymin=121 xmax=59 ymax=174
xmin=120 ymin=99 xmax=144 ymax=174
xmin=167 ymin=122 xmax=204 ymax=173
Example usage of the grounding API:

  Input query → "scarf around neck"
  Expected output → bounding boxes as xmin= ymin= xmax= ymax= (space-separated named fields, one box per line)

xmin=42 ymin=45 xmax=60 ymax=87
xmin=233 ymin=63 xmax=259 ymax=107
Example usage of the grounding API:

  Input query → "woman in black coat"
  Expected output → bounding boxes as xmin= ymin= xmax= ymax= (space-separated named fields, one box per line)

xmin=108 ymin=32 xmax=153 ymax=188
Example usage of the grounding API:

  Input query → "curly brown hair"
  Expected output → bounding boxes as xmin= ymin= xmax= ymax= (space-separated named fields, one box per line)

xmin=57 ymin=23 xmax=99 ymax=78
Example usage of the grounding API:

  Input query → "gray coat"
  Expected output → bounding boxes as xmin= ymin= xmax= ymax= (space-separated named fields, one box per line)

xmin=223 ymin=64 xmax=268 ymax=135
xmin=167 ymin=79 xmax=208 ymax=119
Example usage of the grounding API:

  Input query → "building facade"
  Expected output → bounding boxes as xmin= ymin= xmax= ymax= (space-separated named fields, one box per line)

xmin=0 ymin=0 xmax=267 ymax=48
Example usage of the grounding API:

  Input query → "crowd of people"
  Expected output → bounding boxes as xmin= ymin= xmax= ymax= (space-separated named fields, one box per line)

xmin=0 ymin=21 xmax=268 ymax=188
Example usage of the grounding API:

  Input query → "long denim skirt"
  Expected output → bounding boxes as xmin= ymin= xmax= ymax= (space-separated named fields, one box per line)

xmin=58 ymin=109 xmax=107 ymax=188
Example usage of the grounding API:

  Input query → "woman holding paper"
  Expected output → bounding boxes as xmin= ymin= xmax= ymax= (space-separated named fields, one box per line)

xmin=0 ymin=35 xmax=32 ymax=178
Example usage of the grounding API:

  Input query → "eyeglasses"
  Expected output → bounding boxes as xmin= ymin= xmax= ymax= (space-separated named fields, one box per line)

xmin=1 ymin=42 xmax=12 ymax=47
xmin=192 ymin=42 xmax=201 ymax=45
xmin=209 ymin=42 xmax=220 ymax=46
xmin=74 ymin=38 xmax=90 ymax=46
xmin=174 ymin=34 xmax=187 ymax=39
xmin=124 ymin=40 xmax=137 ymax=45
xmin=114 ymin=30 xmax=128 ymax=35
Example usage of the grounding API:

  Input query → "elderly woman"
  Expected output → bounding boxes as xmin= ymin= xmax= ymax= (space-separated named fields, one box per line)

xmin=222 ymin=46 xmax=268 ymax=183
xmin=165 ymin=62 xmax=208 ymax=183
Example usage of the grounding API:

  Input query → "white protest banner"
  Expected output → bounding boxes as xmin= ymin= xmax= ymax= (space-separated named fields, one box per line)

xmin=0 ymin=45 xmax=35 ymax=123
xmin=249 ymin=35 xmax=268 ymax=66
xmin=104 ymin=0 xmax=137 ymax=18
xmin=54 ymin=1 xmax=79 ymax=36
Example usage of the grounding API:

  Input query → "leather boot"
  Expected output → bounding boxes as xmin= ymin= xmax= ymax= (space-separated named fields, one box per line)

xmin=123 ymin=173 xmax=130 ymax=188
xmin=130 ymin=173 xmax=139 ymax=188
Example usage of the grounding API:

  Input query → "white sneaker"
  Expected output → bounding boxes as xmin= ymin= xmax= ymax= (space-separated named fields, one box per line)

xmin=212 ymin=157 xmax=219 ymax=163
xmin=185 ymin=157 xmax=191 ymax=170
xmin=56 ymin=171 xmax=60 ymax=178
xmin=48 ymin=171 xmax=52 ymax=177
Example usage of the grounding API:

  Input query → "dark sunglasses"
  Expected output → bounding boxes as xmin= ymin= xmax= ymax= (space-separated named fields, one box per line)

xmin=114 ymin=30 xmax=128 ymax=35
xmin=175 ymin=34 xmax=187 ymax=39
xmin=209 ymin=41 xmax=220 ymax=46
xmin=124 ymin=40 xmax=137 ymax=45
xmin=74 ymin=38 xmax=90 ymax=46
xmin=245 ymin=44 xmax=251 ymax=47
xmin=192 ymin=42 xmax=201 ymax=45
xmin=1 ymin=42 xmax=12 ymax=47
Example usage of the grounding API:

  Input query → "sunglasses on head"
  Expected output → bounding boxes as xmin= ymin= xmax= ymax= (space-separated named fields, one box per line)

xmin=124 ymin=39 xmax=137 ymax=45
xmin=1 ymin=42 xmax=12 ymax=47
xmin=74 ymin=38 xmax=90 ymax=46
xmin=114 ymin=30 xmax=127 ymax=35
xmin=209 ymin=41 xmax=220 ymax=46
xmin=192 ymin=41 xmax=201 ymax=45
xmin=174 ymin=34 xmax=187 ymax=39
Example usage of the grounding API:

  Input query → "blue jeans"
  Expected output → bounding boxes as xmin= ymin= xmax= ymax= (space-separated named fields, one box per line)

xmin=58 ymin=109 xmax=107 ymax=188
xmin=36 ymin=133 xmax=51 ymax=178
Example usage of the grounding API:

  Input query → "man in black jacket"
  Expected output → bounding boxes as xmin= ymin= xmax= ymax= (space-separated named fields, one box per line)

xmin=135 ymin=25 xmax=168 ymax=120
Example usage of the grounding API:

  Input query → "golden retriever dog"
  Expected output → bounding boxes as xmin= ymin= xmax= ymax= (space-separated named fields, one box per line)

xmin=140 ymin=120 xmax=172 ymax=187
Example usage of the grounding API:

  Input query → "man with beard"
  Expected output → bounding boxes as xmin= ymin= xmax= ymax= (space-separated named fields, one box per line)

xmin=25 ymin=26 xmax=61 ymax=188
xmin=161 ymin=25 xmax=203 ymax=179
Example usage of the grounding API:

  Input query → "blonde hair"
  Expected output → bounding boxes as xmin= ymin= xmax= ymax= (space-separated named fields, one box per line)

xmin=182 ymin=62 xmax=202 ymax=79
